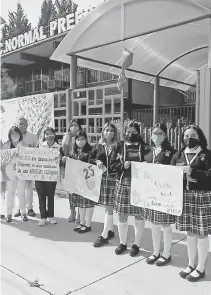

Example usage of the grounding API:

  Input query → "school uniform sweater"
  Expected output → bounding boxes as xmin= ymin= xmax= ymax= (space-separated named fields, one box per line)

xmin=171 ymin=147 xmax=211 ymax=190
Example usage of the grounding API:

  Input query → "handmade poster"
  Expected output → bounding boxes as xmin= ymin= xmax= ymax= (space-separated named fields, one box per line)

xmin=0 ymin=149 xmax=19 ymax=182
xmin=63 ymin=158 xmax=105 ymax=202
xmin=0 ymin=93 xmax=54 ymax=143
xmin=16 ymin=147 xmax=60 ymax=182
xmin=131 ymin=162 xmax=184 ymax=216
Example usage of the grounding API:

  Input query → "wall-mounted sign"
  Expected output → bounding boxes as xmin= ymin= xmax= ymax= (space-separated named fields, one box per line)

xmin=0 ymin=13 xmax=75 ymax=55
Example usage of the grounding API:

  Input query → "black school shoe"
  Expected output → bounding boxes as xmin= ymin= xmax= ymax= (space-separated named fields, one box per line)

xmin=28 ymin=209 xmax=36 ymax=217
xmin=186 ymin=269 xmax=205 ymax=282
xmin=146 ymin=254 xmax=160 ymax=264
xmin=115 ymin=244 xmax=127 ymax=255
xmin=6 ymin=216 xmax=12 ymax=222
xmin=107 ymin=230 xmax=115 ymax=240
xmin=74 ymin=224 xmax=84 ymax=232
xmin=21 ymin=214 xmax=28 ymax=221
xmin=78 ymin=225 xmax=91 ymax=233
xmin=130 ymin=244 xmax=140 ymax=257
xmin=93 ymin=236 xmax=109 ymax=247
xmin=179 ymin=266 xmax=195 ymax=279
xmin=14 ymin=210 xmax=21 ymax=217
xmin=1 ymin=214 xmax=5 ymax=219
xmin=156 ymin=255 xmax=171 ymax=266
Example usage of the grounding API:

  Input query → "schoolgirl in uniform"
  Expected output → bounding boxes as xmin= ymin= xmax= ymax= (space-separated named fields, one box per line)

xmin=171 ymin=125 xmax=211 ymax=281
xmin=89 ymin=122 xmax=118 ymax=247
xmin=35 ymin=127 xmax=61 ymax=226
xmin=144 ymin=123 xmax=175 ymax=266
xmin=62 ymin=119 xmax=82 ymax=223
xmin=110 ymin=121 xmax=147 ymax=256
xmin=2 ymin=126 xmax=28 ymax=222
xmin=63 ymin=130 xmax=94 ymax=233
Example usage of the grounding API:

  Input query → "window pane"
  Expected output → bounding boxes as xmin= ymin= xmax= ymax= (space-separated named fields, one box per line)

xmin=73 ymin=102 xmax=79 ymax=116
xmin=54 ymin=110 xmax=66 ymax=117
xmin=88 ymin=108 xmax=102 ymax=115
xmin=114 ymin=98 xmax=121 ymax=114
xmin=88 ymin=90 xmax=94 ymax=105
xmin=60 ymin=93 xmax=66 ymax=107
xmin=96 ymin=89 xmax=103 ymax=105
xmin=81 ymin=101 xmax=87 ymax=115
xmin=54 ymin=94 xmax=59 ymax=108
xmin=105 ymin=99 xmax=112 ymax=114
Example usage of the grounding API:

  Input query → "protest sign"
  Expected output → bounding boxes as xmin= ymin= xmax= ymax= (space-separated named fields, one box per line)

xmin=131 ymin=162 xmax=184 ymax=216
xmin=63 ymin=158 xmax=105 ymax=202
xmin=16 ymin=147 xmax=60 ymax=182
xmin=0 ymin=149 xmax=18 ymax=182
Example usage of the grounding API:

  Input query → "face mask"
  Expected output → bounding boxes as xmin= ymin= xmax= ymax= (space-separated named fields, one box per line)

xmin=184 ymin=138 xmax=199 ymax=149
xmin=70 ymin=126 xmax=79 ymax=135
xmin=77 ymin=140 xmax=86 ymax=149
xmin=11 ymin=136 xmax=20 ymax=143
xmin=45 ymin=135 xmax=55 ymax=141
xmin=151 ymin=134 xmax=165 ymax=146
xmin=125 ymin=133 xmax=139 ymax=143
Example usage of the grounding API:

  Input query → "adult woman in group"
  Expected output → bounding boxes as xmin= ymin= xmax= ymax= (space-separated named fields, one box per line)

xmin=110 ymin=121 xmax=147 ymax=256
xmin=171 ymin=125 xmax=211 ymax=282
xmin=62 ymin=119 xmax=82 ymax=222
xmin=89 ymin=122 xmax=118 ymax=247
xmin=144 ymin=123 xmax=176 ymax=266
xmin=2 ymin=126 xmax=28 ymax=222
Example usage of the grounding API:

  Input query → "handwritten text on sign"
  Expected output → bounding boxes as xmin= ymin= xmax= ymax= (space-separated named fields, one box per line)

xmin=0 ymin=149 xmax=18 ymax=182
xmin=16 ymin=147 xmax=60 ymax=182
xmin=63 ymin=158 xmax=105 ymax=202
xmin=131 ymin=162 xmax=184 ymax=216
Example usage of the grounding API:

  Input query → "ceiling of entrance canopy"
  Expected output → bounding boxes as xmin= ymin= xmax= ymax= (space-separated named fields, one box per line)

xmin=50 ymin=0 xmax=211 ymax=91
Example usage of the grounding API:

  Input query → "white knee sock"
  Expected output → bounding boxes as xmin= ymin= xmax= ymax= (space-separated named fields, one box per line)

xmin=162 ymin=225 xmax=172 ymax=258
xmin=134 ymin=219 xmax=145 ymax=247
xmin=101 ymin=213 xmax=113 ymax=239
xmin=187 ymin=235 xmax=197 ymax=268
xmin=151 ymin=223 xmax=162 ymax=256
xmin=197 ymin=237 xmax=209 ymax=272
xmin=118 ymin=222 xmax=128 ymax=245
xmin=85 ymin=207 xmax=94 ymax=227
xmin=79 ymin=207 xmax=86 ymax=225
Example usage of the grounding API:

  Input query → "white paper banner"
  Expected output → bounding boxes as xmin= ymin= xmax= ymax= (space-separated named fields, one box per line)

xmin=131 ymin=162 xmax=184 ymax=216
xmin=0 ymin=93 xmax=54 ymax=143
xmin=63 ymin=158 xmax=104 ymax=202
xmin=16 ymin=147 xmax=60 ymax=182
xmin=0 ymin=149 xmax=18 ymax=182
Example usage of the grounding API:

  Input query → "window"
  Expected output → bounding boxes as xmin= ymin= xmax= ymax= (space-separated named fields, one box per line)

xmin=54 ymin=110 xmax=66 ymax=117
xmin=60 ymin=93 xmax=66 ymax=107
xmin=88 ymin=90 xmax=94 ymax=105
xmin=88 ymin=108 xmax=102 ymax=115
xmin=54 ymin=94 xmax=59 ymax=108
xmin=96 ymin=89 xmax=103 ymax=105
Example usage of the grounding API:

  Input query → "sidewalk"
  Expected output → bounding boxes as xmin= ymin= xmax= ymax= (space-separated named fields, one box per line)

xmin=1 ymin=194 xmax=211 ymax=295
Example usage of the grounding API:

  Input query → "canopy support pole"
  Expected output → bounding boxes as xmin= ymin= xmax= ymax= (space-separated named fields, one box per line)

xmin=70 ymin=55 xmax=77 ymax=89
xmin=195 ymin=70 xmax=200 ymax=125
xmin=199 ymin=20 xmax=211 ymax=148
xmin=153 ymin=76 xmax=160 ymax=125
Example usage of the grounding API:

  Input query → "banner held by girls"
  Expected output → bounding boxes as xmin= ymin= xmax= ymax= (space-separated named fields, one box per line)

xmin=64 ymin=158 xmax=106 ymax=202
xmin=131 ymin=162 xmax=184 ymax=216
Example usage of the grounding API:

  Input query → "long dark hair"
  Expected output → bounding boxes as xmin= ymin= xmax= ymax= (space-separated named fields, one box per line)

xmin=151 ymin=123 xmax=174 ymax=152
xmin=67 ymin=119 xmax=82 ymax=132
xmin=42 ymin=127 xmax=58 ymax=143
xmin=73 ymin=130 xmax=91 ymax=153
xmin=125 ymin=120 xmax=146 ymax=146
xmin=180 ymin=124 xmax=207 ymax=152
xmin=8 ymin=126 xmax=23 ymax=142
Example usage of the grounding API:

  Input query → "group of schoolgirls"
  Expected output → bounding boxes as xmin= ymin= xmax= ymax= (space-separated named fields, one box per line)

xmin=62 ymin=119 xmax=211 ymax=283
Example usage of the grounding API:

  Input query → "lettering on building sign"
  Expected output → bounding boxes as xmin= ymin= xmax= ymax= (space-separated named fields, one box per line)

xmin=0 ymin=13 xmax=75 ymax=55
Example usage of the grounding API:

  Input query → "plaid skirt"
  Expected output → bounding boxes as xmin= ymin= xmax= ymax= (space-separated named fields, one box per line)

xmin=99 ymin=173 xmax=117 ymax=206
xmin=72 ymin=194 xmax=95 ymax=208
xmin=176 ymin=190 xmax=211 ymax=236
xmin=114 ymin=177 xmax=144 ymax=216
xmin=143 ymin=209 xmax=176 ymax=224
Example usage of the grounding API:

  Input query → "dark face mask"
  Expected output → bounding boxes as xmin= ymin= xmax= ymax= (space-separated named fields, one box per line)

xmin=184 ymin=138 xmax=199 ymax=149
xmin=125 ymin=133 xmax=139 ymax=143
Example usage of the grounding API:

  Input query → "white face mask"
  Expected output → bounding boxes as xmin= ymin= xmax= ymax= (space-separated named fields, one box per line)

xmin=11 ymin=136 xmax=20 ymax=143
xmin=77 ymin=140 xmax=86 ymax=149
xmin=45 ymin=135 xmax=55 ymax=141
xmin=151 ymin=134 xmax=165 ymax=146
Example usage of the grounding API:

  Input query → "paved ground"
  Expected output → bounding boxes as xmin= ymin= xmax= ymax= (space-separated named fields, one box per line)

xmin=1 ymin=193 xmax=211 ymax=295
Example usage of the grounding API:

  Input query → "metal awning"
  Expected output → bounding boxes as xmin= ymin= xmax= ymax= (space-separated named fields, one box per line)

xmin=50 ymin=0 xmax=211 ymax=90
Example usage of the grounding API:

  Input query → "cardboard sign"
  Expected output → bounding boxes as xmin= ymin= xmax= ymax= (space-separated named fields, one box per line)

xmin=131 ymin=162 xmax=184 ymax=216
xmin=16 ymin=147 xmax=60 ymax=182
xmin=0 ymin=149 xmax=18 ymax=182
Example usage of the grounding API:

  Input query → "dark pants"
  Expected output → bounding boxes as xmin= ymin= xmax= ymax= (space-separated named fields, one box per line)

xmin=35 ymin=181 xmax=57 ymax=219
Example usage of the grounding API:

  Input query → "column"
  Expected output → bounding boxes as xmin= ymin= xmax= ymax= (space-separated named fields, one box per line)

xmin=199 ymin=67 xmax=211 ymax=148
xmin=70 ymin=55 xmax=77 ymax=90
xmin=153 ymin=76 xmax=160 ymax=125
xmin=195 ymin=70 xmax=200 ymax=125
